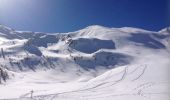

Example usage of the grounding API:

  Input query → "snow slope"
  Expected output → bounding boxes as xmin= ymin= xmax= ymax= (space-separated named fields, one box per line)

xmin=0 ymin=25 xmax=169 ymax=100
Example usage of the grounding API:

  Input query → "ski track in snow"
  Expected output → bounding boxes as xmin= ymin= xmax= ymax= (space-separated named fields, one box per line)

xmin=0 ymin=25 xmax=170 ymax=100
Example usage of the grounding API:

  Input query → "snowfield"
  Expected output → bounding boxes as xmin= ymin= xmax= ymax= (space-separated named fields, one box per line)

xmin=0 ymin=25 xmax=170 ymax=100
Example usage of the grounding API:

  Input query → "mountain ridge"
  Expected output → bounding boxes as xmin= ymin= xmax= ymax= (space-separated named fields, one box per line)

xmin=0 ymin=25 xmax=169 ymax=100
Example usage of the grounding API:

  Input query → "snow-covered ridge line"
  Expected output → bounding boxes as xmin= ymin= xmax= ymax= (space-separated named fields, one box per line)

xmin=0 ymin=25 xmax=169 ymax=100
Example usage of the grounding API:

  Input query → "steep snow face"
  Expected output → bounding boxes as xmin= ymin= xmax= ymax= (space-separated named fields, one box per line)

xmin=24 ymin=44 xmax=42 ymax=56
xmin=69 ymin=38 xmax=115 ymax=53
xmin=70 ymin=25 xmax=167 ymax=50
xmin=0 ymin=25 xmax=47 ymax=39
xmin=72 ymin=50 xmax=132 ymax=69
xmin=0 ymin=25 xmax=20 ymax=39
xmin=27 ymin=35 xmax=59 ymax=47
xmin=16 ymin=31 xmax=45 ymax=39
xmin=158 ymin=27 xmax=170 ymax=51
xmin=0 ymin=25 xmax=15 ymax=35
xmin=0 ymin=25 xmax=169 ymax=100
xmin=159 ymin=27 xmax=170 ymax=35
xmin=127 ymin=33 xmax=166 ymax=49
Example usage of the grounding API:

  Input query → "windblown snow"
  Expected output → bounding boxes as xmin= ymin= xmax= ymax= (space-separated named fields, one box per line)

xmin=0 ymin=25 xmax=169 ymax=100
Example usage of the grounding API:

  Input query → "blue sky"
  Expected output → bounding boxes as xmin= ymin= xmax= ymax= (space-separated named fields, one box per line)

xmin=0 ymin=0 xmax=169 ymax=32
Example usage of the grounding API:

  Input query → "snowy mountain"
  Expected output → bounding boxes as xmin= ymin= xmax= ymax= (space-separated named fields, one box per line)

xmin=0 ymin=25 xmax=169 ymax=100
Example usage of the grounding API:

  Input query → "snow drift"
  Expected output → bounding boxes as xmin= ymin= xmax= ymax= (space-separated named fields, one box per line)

xmin=0 ymin=25 xmax=169 ymax=100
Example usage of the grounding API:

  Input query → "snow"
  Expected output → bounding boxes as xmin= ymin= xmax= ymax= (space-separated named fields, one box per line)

xmin=0 ymin=25 xmax=169 ymax=100
xmin=69 ymin=38 xmax=115 ymax=53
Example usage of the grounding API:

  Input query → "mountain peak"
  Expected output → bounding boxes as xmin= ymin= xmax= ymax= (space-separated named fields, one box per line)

xmin=159 ymin=27 xmax=170 ymax=35
xmin=0 ymin=24 xmax=169 ymax=99
xmin=0 ymin=25 xmax=15 ymax=34
xmin=85 ymin=25 xmax=109 ymax=30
